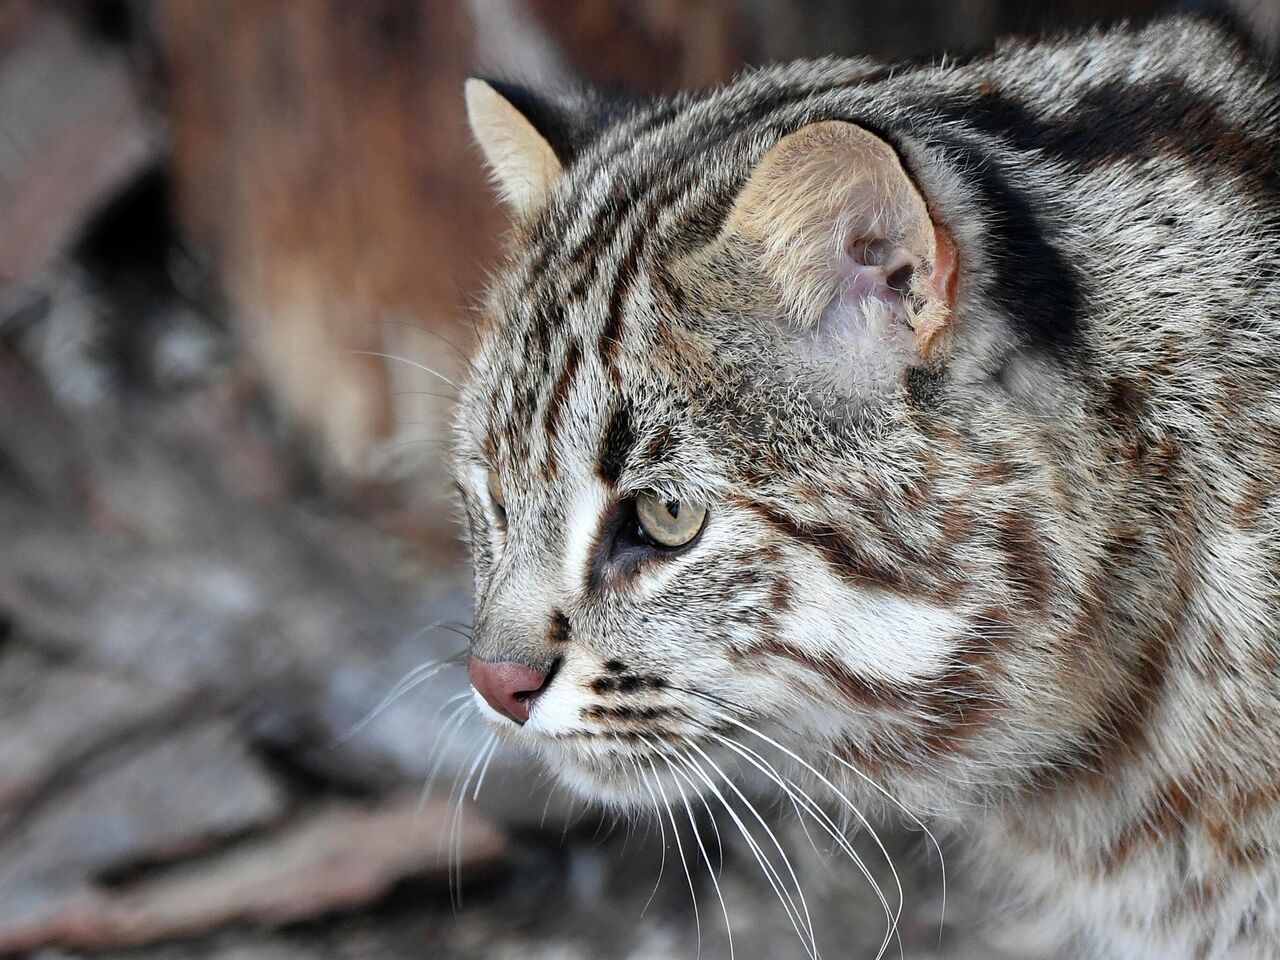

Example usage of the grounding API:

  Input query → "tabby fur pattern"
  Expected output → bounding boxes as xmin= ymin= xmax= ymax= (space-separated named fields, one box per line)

xmin=452 ymin=15 xmax=1280 ymax=959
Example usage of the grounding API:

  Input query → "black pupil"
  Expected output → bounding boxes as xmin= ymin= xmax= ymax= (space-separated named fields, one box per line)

xmin=665 ymin=499 xmax=680 ymax=519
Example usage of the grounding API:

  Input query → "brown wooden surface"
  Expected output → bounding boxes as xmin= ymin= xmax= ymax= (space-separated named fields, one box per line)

xmin=154 ymin=0 xmax=503 ymax=474
xmin=526 ymin=0 xmax=745 ymax=91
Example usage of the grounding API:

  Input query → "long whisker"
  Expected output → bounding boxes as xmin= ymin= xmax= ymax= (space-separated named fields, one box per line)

xmin=434 ymin=621 xmax=475 ymax=642
xmin=449 ymin=728 xmax=496 ymax=910
xmin=616 ymin=758 xmax=647 ymax=856
xmin=669 ymin=739 xmax=820 ymax=960
xmin=630 ymin=754 xmax=669 ymax=918
xmin=653 ymin=739 xmax=814 ymax=959
xmin=705 ymin=730 xmax=899 ymax=958
xmin=675 ymin=679 xmax=936 ymax=856
xmin=662 ymin=751 xmax=735 ymax=960
xmin=670 ymin=697 xmax=900 ymax=959
xmin=342 ymin=349 xmax=460 ymax=390
xmin=644 ymin=756 xmax=703 ymax=956
xmin=710 ymin=733 xmax=867 ymax=868
xmin=710 ymin=714 xmax=906 ymax=960
xmin=389 ymin=388 xmax=458 ymax=403
xmin=819 ymin=748 xmax=946 ymax=942
xmin=418 ymin=695 xmax=472 ymax=884
xmin=376 ymin=317 xmax=472 ymax=364
xmin=540 ymin=776 xmax=562 ymax=829
xmin=341 ymin=648 xmax=468 ymax=742
xmin=650 ymin=681 xmax=933 ymax=955
xmin=667 ymin=679 xmax=849 ymax=862
xmin=687 ymin=758 xmax=726 ymax=877
xmin=423 ymin=697 xmax=476 ymax=805
xmin=471 ymin=734 xmax=502 ymax=801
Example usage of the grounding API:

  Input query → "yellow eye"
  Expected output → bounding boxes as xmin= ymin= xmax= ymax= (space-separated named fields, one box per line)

xmin=486 ymin=468 xmax=506 ymax=515
xmin=635 ymin=492 xmax=707 ymax=548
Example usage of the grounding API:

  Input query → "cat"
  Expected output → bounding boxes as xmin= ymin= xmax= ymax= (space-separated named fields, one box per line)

xmin=451 ymin=14 xmax=1280 ymax=960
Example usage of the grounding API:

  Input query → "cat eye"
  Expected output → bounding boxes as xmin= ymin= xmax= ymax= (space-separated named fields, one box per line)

xmin=486 ymin=468 xmax=507 ymax=524
xmin=634 ymin=492 xmax=707 ymax=548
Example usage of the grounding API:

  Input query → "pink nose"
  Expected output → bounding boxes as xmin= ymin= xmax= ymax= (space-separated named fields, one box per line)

xmin=467 ymin=657 xmax=550 ymax=724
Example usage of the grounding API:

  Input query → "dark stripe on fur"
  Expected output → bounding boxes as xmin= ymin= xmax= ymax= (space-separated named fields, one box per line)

xmin=743 ymin=499 xmax=910 ymax=594
xmin=549 ymin=609 xmax=571 ymax=644
xmin=639 ymin=424 xmax=676 ymax=466
xmin=597 ymin=402 xmax=636 ymax=486
xmin=952 ymin=78 xmax=1279 ymax=196
xmin=543 ymin=338 xmax=582 ymax=446
xmin=937 ymin=135 xmax=1086 ymax=358
xmin=756 ymin=637 xmax=909 ymax=707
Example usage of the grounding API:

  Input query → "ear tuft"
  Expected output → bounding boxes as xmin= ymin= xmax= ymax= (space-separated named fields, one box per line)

xmin=465 ymin=78 xmax=564 ymax=217
xmin=726 ymin=121 xmax=958 ymax=376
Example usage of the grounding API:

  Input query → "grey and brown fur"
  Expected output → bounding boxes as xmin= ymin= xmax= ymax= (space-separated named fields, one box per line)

xmin=452 ymin=16 xmax=1280 ymax=959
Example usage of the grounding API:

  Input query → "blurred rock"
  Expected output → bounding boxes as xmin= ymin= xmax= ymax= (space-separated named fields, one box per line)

xmin=0 ymin=323 xmax=85 ymax=510
xmin=0 ymin=795 xmax=506 ymax=953
xmin=0 ymin=719 xmax=286 ymax=896
xmin=0 ymin=5 xmax=157 ymax=290
xmin=0 ymin=646 xmax=190 ymax=819
xmin=0 ymin=309 xmax=476 ymax=789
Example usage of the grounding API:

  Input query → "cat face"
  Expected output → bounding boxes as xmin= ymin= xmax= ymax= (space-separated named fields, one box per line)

xmin=452 ymin=75 xmax=1166 ymax=815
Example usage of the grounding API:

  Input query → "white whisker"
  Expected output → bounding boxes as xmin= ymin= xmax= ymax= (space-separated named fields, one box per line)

xmin=342 ymin=349 xmax=460 ymax=390
xmin=472 ymin=734 xmax=502 ymax=801
xmin=819 ymin=747 xmax=947 ymax=940
xmin=631 ymin=754 xmax=670 ymax=918
xmin=662 ymin=750 xmax=736 ymax=960
xmin=711 ymin=715 xmax=906 ymax=960
xmin=645 ymin=754 xmax=703 ymax=957
xmin=376 ymin=316 xmax=472 ymax=364
xmin=540 ymin=777 xmax=562 ymax=829
xmin=710 ymin=733 xmax=865 ymax=867
xmin=422 ymin=697 xmax=476 ymax=806
xmin=449 ymin=729 xmax=497 ymax=910
xmin=342 ymin=654 xmax=462 ymax=742
xmin=660 ymin=742 xmax=819 ymax=957
xmin=707 ymin=730 xmax=902 ymax=959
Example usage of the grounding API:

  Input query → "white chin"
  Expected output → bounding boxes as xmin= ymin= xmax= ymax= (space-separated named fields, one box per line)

xmin=535 ymin=745 xmax=661 ymax=811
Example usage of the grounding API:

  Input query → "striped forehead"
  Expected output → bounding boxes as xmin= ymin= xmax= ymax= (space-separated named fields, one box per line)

xmin=485 ymin=327 xmax=599 ymax=475
xmin=474 ymin=284 xmax=704 ymax=516
xmin=481 ymin=197 xmax=675 ymax=470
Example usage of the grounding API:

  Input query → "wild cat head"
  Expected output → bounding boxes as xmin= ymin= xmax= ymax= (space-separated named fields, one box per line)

xmin=450 ymin=30 xmax=1206 ymax=814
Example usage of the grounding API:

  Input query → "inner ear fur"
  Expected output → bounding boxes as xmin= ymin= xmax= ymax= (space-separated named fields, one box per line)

xmin=725 ymin=121 xmax=957 ymax=357
xmin=466 ymin=78 xmax=564 ymax=218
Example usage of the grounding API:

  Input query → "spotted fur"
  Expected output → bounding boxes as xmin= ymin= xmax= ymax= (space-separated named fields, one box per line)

xmin=453 ymin=16 xmax=1280 ymax=959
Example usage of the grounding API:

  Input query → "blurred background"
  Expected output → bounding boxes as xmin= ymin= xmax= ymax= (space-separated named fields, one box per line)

xmin=0 ymin=1 xmax=1274 ymax=958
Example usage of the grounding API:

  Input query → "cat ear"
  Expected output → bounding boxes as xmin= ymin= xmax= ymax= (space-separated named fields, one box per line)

xmin=465 ymin=78 xmax=576 ymax=217
xmin=726 ymin=121 xmax=958 ymax=368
